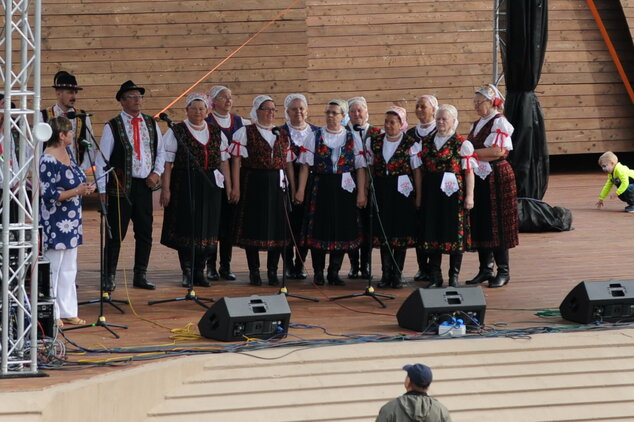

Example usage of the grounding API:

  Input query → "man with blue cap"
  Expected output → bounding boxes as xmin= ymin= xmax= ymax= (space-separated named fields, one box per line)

xmin=376 ymin=363 xmax=452 ymax=421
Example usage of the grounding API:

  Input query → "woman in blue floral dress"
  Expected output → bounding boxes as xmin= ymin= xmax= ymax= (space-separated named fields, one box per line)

xmin=40 ymin=116 xmax=95 ymax=326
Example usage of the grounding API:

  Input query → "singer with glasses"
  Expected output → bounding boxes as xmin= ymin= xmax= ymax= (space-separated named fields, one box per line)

xmin=295 ymin=99 xmax=367 ymax=286
xmin=203 ymin=85 xmax=250 ymax=282
xmin=95 ymin=80 xmax=166 ymax=292
xmin=41 ymin=71 xmax=96 ymax=171
xmin=365 ymin=106 xmax=421 ymax=289
xmin=345 ymin=96 xmax=381 ymax=280
xmin=229 ymin=95 xmax=295 ymax=286
xmin=40 ymin=116 xmax=96 ymax=327
xmin=160 ymin=93 xmax=232 ymax=288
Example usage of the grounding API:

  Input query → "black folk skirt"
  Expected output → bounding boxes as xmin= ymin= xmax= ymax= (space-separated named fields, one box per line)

xmin=302 ymin=173 xmax=362 ymax=251
xmin=372 ymin=175 xmax=417 ymax=248
xmin=233 ymin=167 xmax=290 ymax=250
xmin=160 ymin=168 xmax=221 ymax=253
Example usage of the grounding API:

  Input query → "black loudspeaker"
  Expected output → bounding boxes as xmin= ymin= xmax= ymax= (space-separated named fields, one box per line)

xmin=37 ymin=301 xmax=55 ymax=339
xmin=397 ymin=287 xmax=486 ymax=332
xmin=198 ymin=294 xmax=291 ymax=341
xmin=559 ymin=280 xmax=634 ymax=324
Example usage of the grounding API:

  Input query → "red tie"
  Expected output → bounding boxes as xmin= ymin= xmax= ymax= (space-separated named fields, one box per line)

xmin=131 ymin=117 xmax=143 ymax=158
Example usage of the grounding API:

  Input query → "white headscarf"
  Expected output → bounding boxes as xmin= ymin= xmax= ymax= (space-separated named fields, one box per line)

xmin=476 ymin=84 xmax=505 ymax=108
xmin=185 ymin=92 xmax=210 ymax=109
xmin=418 ymin=95 xmax=439 ymax=114
xmin=250 ymin=94 xmax=274 ymax=126
xmin=347 ymin=96 xmax=370 ymax=126
xmin=284 ymin=93 xmax=308 ymax=122
xmin=208 ymin=85 xmax=229 ymax=109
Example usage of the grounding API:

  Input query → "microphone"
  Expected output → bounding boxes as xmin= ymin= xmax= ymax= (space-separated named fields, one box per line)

xmin=271 ymin=126 xmax=281 ymax=136
xmin=66 ymin=110 xmax=92 ymax=119
xmin=159 ymin=113 xmax=173 ymax=125
xmin=79 ymin=139 xmax=92 ymax=147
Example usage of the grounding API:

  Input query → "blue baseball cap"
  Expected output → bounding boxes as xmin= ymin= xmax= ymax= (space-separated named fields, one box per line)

xmin=403 ymin=364 xmax=433 ymax=387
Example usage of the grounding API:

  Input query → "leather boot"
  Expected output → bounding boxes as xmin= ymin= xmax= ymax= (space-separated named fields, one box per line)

xmin=178 ymin=249 xmax=193 ymax=288
xmin=218 ymin=239 xmax=235 ymax=280
xmin=426 ymin=252 xmax=443 ymax=288
xmin=246 ymin=248 xmax=261 ymax=286
xmin=104 ymin=243 xmax=120 ymax=292
xmin=466 ymin=249 xmax=495 ymax=285
xmin=206 ymin=246 xmax=219 ymax=280
xmin=391 ymin=248 xmax=406 ymax=289
xmin=267 ymin=249 xmax=281 ymax=286
xmin=489 ymin=248 xmax=510 ymax=288
xmin=347 ymin=249 xmax=360 ymax=279
xmin=294 ymin=254 xmax=308 ymax=279
xmin=133 ymin=269 xmax=156 ymax=290
xmin=327 ymin=251 xmax=346 ymax=286
xmin=448 ymin=253 xmax=463 ymax=287
xmin=378 ymin=247 xmax=392 ymax=288
xmin=102 ymin=274 xmax=116 ymax=293
xmin=312 ymin=249 xmax=326 ymax=285
xmin=414 ymin=247 xmax=430 ymax=281
xmin=359 ymin=243 xmax=371 ymax=279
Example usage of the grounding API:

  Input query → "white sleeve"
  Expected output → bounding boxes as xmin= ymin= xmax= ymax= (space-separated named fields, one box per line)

xmin=152 ymin=121 xmax=166 ymax=175
xmin=409 ymin=141 xmax=422 ymax=170
xmin=95 ymin=123 xmax=115 ymax=192
xmin=460 ymin=140 xmax=477 ymax=171
xmin=353 ymin=135 xmax=367 ymax=169
xmin=298 ymin=131 xmax=315 ymax=166
xmin=228 ymin=126 xmax=248 ymax=158
xmin=220 ymin=132 xmax=230 ymax=161
xmin=162 ymin=128 xmax=178 ymax=162
xmin=483 ymin=116 xmax=514 ymax=151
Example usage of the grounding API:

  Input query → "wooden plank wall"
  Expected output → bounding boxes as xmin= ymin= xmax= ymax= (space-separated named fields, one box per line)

xmin=40 ymin=0 xmax=634 ymax=155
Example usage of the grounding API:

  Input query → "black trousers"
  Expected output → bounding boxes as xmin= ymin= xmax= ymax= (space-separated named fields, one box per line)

xmin=105 ymin=178 xmax=153 ymax=275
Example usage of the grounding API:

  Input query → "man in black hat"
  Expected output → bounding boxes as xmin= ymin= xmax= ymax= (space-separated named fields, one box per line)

xmin=376 ymin=364 xmax=452 ymax=422
xmin=95 ymin=80 xmax=165 ymax=291
xmin=42 ymin=71 xmax=96 ymax=170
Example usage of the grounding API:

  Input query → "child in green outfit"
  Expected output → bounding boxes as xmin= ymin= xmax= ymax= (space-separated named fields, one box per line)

xmin=596 ymin=151 xmax=634 ymax=213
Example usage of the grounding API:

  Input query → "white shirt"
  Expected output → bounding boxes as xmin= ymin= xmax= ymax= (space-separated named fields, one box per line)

xmin=163 ymin=119 xmax=229 ymax=163
xmin=365 ymin=133 xmax=422 ymax=171
xmin=471 ymin=112 xmax=514 ymax=151
xmin=208 ymin=111 xmax=250 ymax=133
xmin=95 ymin=111 xmax=165 ymax=191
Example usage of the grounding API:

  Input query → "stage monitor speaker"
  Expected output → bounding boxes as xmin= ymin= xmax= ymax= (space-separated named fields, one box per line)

xmin=559 ymin=280 xmax=634 ymax=324
xmin=397 ymin=287 xmax=486 ymax=332
xmin=198 ymin=294 xmax=291 ymax=341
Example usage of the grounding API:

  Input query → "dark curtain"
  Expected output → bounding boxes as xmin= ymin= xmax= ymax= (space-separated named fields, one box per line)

xmin=505 ymin=0 xmax=549 ymax=200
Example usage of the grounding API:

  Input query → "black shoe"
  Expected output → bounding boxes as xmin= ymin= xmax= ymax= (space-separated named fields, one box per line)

xmin=377 ymin=273 xmax=391 ymax=288
xmin=347 ymin=267 xmax=360 ymax=279
xmin=489 ymin=268 xmax=510 ymax=288
xmin=206 ymin=266 xmax=219 ymax=281
xmin=466 ymin=270 xmax=494 ymax=285
xmin=218 ymin=266 xmax=236 ymax=281
xmin=426 ymin=273 xmax=443 ymax=288
xmin=102 ymin=274 xmax=116 ymax=293
xmin=327 ymin=273 xmax=346 ymax=286
xmin=414 ymin=269 xmax=430 ymax=282
xmin=391 ymin=276 xmax=403 ymax=289
xmin=448 ymin=276 xmax=459 ymax=288
xmin=284 ymin=267 xmax=295 ymax=280
xmin=181 ymin=271 xmax=192 ymax=288
xmin=295 ymin=265 xmax=307 ymax=280
xmin=267 ymin=270 xmax=280 ymax=286
xmin=249 ymin=271 xmax=262 ymax=286
xmin=314 ymin=272 xmax=325 ymax=286
xmin=133 ymin=273 xmax=156 ymax=290
xmin=194 ymin=271 xmax=211 ymax=287
xmin=359 ymin=266 xmax=371 ymax=279
xmin=626 ymin=205 xmax=634 ymax=213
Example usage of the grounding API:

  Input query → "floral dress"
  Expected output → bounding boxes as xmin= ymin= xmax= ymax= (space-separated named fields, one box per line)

xmin=39 ymin=148 xmax=86 ymax=250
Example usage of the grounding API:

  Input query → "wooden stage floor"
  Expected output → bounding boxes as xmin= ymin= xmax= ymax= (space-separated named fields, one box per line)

xmin=4 ymin=170 xmax=634 ymax=392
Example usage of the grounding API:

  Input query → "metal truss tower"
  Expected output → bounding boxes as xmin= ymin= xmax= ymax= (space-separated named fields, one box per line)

xmin=1 ymin=0 xmax=46 ymax=377
xmin=493 ymin=0 xmax=507 ymax=86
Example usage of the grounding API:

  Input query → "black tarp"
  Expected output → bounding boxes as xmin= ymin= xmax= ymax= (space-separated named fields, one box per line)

xmin=504 ymin=0 xmax=573 ymax=231
xmin=505 ymin=0 xmax=549 ymax=200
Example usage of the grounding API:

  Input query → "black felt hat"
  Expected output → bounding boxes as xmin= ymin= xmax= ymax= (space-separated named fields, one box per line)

xmin=52 ymin=71 xmax=82 ymax=90
xmin=116 ymin=80 xmax=146 ymax=101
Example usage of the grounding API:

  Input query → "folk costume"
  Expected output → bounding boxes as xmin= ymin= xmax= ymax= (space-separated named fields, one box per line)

xmin=203 ymin=85 xmax=250 ymax=281
xmin=406 ymin=116 xmax=437 ymax=282
xmin=466 ymin=89 xmax=518 ymax=289
xmin=229 ymin=95 xmax=293 ymax=286
xmin=367 ymin=108 xmax=421 ymax=289
xmin=418 ymin=128 xmax=476 ymax=287
xmin=95 ymin=80 xmax=165 ymax=292
xmin=41 ymin=71 xmax=96 ymax=171
xmin=161 ymin=118 xmax=229 ymax=287
xmin=298 ymin=125 xmax=366 ymax=285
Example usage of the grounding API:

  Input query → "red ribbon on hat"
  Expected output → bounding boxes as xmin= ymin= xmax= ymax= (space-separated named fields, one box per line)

xmin=131 ymin=117 xmax=143 ymax=158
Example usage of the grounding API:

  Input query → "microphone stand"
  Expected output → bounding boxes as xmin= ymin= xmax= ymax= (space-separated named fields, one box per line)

xmin=274 ymin=127 xmax=318 ymax=302
xmin=331 ymin=125 xmax=395 ymax=308
xmin=66 ymin=131 xmax=128 ymax=338
xmin=148 ymin=117 xmax=214 ymax=309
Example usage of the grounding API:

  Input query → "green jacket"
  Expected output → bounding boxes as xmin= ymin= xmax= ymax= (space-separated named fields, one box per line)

xmin=376 ymin=391 xmax=452 ymax=422
xmin=599 ymin=162 xmax=634 ymax=200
